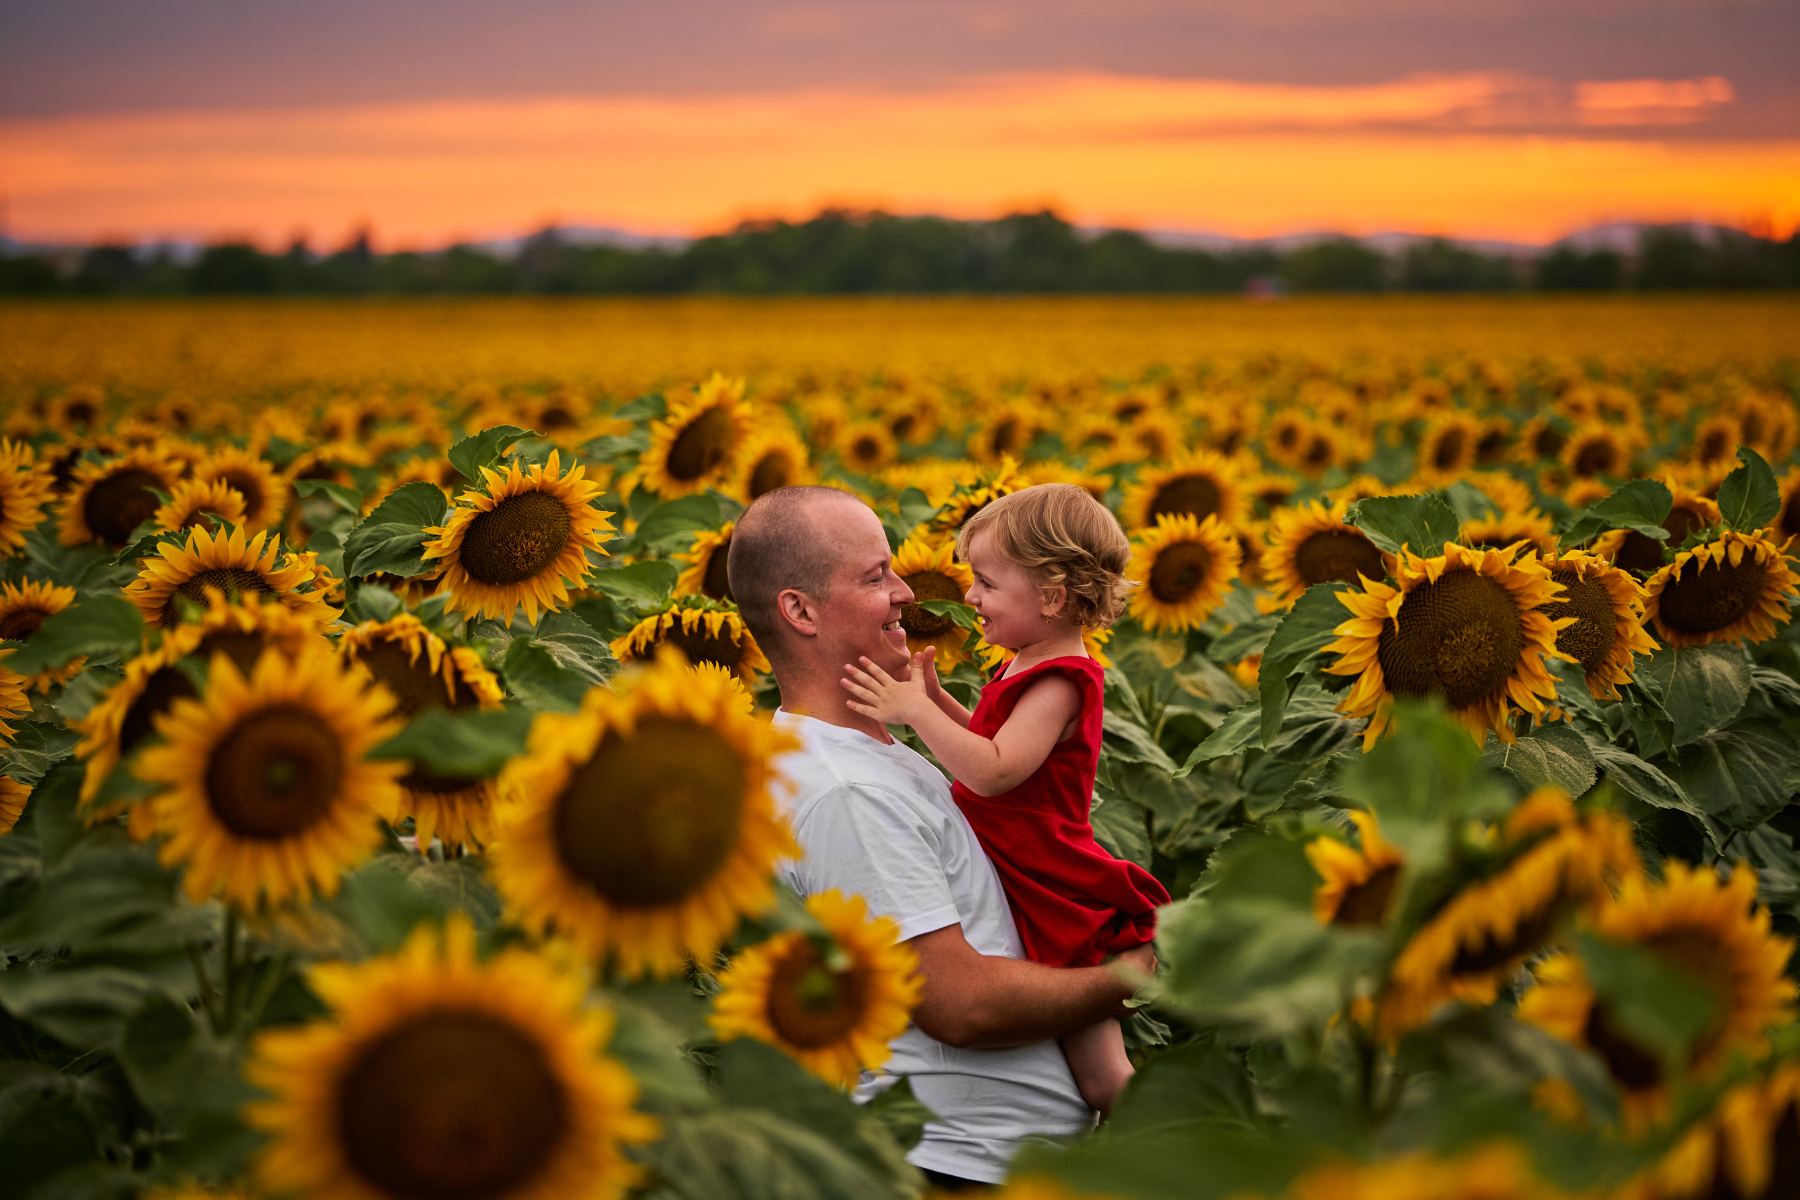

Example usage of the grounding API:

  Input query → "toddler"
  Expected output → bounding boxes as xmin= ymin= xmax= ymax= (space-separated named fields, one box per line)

xmin=841 ymin=483 xmax=1168 ymax=1116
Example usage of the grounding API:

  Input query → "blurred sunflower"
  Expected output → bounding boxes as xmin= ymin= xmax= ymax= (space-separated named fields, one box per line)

xmin=390 ymin=453 xmax=465 ymax=499
xmin=1126 ymin=513 xmax=1241 ymax=634
xmin=1022 ymin=461 xmax=1112 ymax=503
xmin=891 ymin=535 xmax=975 ymax=666
xmin=710 ymin=889 xmax=923 ymax=1087
xmin=246 ymin=915 xmax=657 ymax=1200
xmin=152 ymin=475 xmax=247 ymax=535
xmin=639 ymin=373 xmax=751 ymax=496
xmin=137 ymin=645 xmax=404 ymax=909
xmin=837 ymin=420 xmax=899 ymax=475
xmin=48 ymin=384 xmax=105 ymax=435
xmin=1120 ymin=412 xmax=1186 ymax=465
xmin=1231 ymin=519 xmax=1267 ymax=590
xmin=0 ymin=652 xmax=23 ymax=746
xmin=1265 ymin=501 xmax=1386 ymax=605
xmin=59 ymin=447 xmax=180 ymax=548
xmin=1381 ymin=789 xmax=1639 ymax=1038
xmin=340 ymin=614 xmax=505 ymax=853
xmin=1536 ymin=550 xmax=1657 ymax=700
xmin=1244 ymin=471 xmax=1300 ymax=515
xmin=1692 ymin=414 xmax=1739 ymax=467
xmin=1324 ymin=542 xmax=1566 ymax=749
xmin=0 ymin=776 xmax=29 ymax=837
xmin=1620 ymin=1060 xmax=1800 ymax=1200
xmin=1279 ymin=1142 xmax=1561 ymax=1200
xmin=1644 ymin=529 xmax=1798 ymax=647
xmin=123 ymin=524 xmax=336 ymax=630
xmin=489 ymin=652 xmax=799 ymax=975
xmin=1517 ymin=416 xmax=1570 ymax=464
xmin=1562 ymin=422 xmax=1634 ymax=480
xmin=1473 ymin=416 xmax=1515 ymax=466
xmin=674 ymin=522 xmax=736 ymax=603
xmin=421 ymin=449 xmax=612 ymax=625
xmin=1122 ymin=450 xmax=1249 ymax=529
xmin=1306 ymin=810 xmax=1404 ymax=928
xmin=1520 ymin=863 xmax=1795 ymax=1132
xmin=1329 ymin=474 xmax=1394 ymax=506
xmin=967 ymin=401 xmax=1044 ymax=465
xmin=729 ymin=423 xmax=813 ymax=501
xmin=1265 ymin=410 xmax=1311 ymax=466
xmin=0 ymin=579 xmax=83 ymax=692
xmin=927 ymin=457 xmax=1030 ymax=541
xmin=0 ymin=440 xmax=55 ymax=553
xmin=1562 ymin=477 xmax=1614 ymax=509
xmin=1456 ymin=509 xmax=1556 ymax=557
xmin=1777 ymin=466 xmax=1800 ymax=545
xmin=978 ymin=625 xmax=1114 ymax=671
xmin=1417 ymin=411 xmax=1485 ymax=480
xmin=1596 ymin=485 xmax=1722 ymax=574
xmin=194 ymin=445 xmax=287 ymax=532
xmin=612 ymin=598 xmax=771 ymax=683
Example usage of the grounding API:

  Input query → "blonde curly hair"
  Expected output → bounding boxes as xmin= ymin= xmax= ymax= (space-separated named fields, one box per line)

xmin=957 ymin=483 xmax=1134 ymax=629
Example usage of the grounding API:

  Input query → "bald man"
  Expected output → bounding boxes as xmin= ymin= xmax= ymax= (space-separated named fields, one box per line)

xmin=729 ymin=486 xmax=1152 ymax=1189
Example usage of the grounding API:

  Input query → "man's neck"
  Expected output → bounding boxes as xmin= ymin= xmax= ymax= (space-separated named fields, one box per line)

xmin=776 ymin=674 xmax=895 ymax=744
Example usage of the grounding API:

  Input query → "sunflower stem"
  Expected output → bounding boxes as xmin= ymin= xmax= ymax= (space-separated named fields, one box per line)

xmin=187 ymin=943 xmax=222 ymax=1033
xmin=221 ymin=909 xmax=239 ymax=1033
xmin=242 ymin=952 xmax=291 ymax=1033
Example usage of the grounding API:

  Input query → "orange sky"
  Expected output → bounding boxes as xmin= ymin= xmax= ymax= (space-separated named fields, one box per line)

xmin=5 ymin=72 xmax=1797 ymax=247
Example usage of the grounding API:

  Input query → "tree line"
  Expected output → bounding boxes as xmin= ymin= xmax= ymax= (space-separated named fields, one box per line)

xmin=3 ymin=209 xmax=1796 ymax=296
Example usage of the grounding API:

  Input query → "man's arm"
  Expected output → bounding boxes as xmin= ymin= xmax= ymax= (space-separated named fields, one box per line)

xmin=908 ymin=923 xmax=1154 ymax=1050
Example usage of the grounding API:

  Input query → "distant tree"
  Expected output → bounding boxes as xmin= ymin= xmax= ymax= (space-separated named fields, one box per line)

xmin=1635 ymin=228 xmax=1710 ymax=288
xmin=0 ymin=254 xmax=59 ymax=295
xmin=70 ymin=244 xmax=145 ymax=295
xmin=189 ymin=243 xmax=277 ymax=293
xmin=1536 ymin=247 xmax=1624 ymax=290
xmin=1281 ymin=239 xmax=1386 ymax=292
xmin=1398 ymin=238 xmax=1517 ymax=291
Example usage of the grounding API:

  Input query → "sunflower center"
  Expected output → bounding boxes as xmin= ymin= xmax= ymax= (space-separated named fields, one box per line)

xmin=1532 ymin=427 xmax=1567 ymax=459
xmin=552 ymin=716 xmax=746 ymax=907
xmin=1572 ymin=438 xmax=1620 ymax=478
xmin=1611 ymin=530 xmax=1666 ymax=574
xmin=337 ymin=1009 xmax=569 ymax=1200
xmin=1333 ymin=862 xmax=1400 ymax=927
xmin=85 ymin=468 xmax=163 ymax=546
xmin=1582 ymin=1002 xmax=1663 ymax=1092
xmin=1146 ymin=475 xmax=1222 ymax=524
xmin=1294 ymin=530 xmax=1383 ymax=588
xmin=1475 ymin=429 xmax=1508 ymax=464
xmin=539 ymin=405 xmax=576 ymax=432
xmin=1377 ymin=567 xmax=1525 ymax=710
xmin=196 ymin=629 xmax=277 ymax=675
xmin=1148 ymin=540 xmax=1214 ymax=605
xmin=1780 ymin=489 xmax=1800 ymax=542
xmin=0 ymin=607 xmax=52 ymax=642
xmin=851 ymin=436 xmax=883 ymax=464
xmin=203 ymin=704 xmax=344 ymax=840
xmin=161 ymin=568 xmax=276 ymax=628
xmin=1641 ymin=928 xmax=1738 ymax=1049
xmin=701 ymin=536 xmax=734 ymax=602
xmin=988 ymin=418 xmax=1022 ymax=458
xmin=355 ymin=640 xmax=477 ymax=720
xmin=666 ymin=405 xmax=737 ymax=482
xmin=765 ymin=940 xmax=871 ymax=1050
xmin=218 ymin=468 xmax=267 ymax=519
xmin=119 ymin=666 xmax=199 ymax=758
xmin=1449 ymin=896 xmax=1559 ymax=975
xmin=748 ymin=451 xmax=793 ymax=500
xmin=1432 ymin=429 xmax=1466 ymax=472
xmin=458 ymin=492 xmax=572 ymax=586
xmin=1665 ymin=504 xmax=1710 ymax=546
xmin=1657 ymin=553 xmax=1768 ymax=635
xmin=900 ymin=571 xmax=964 ymax=638
xmin=1699 ymin=428 xmax=1732 ymax=463
xmin=1543 ymin=568 xmax=1618 ymax=674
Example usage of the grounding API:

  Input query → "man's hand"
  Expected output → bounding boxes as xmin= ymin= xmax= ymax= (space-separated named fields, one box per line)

xmin=842 ymin=652 xmax=935 ymax=726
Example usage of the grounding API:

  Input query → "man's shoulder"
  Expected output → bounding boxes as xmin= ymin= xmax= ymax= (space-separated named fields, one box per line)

xmin=772 ymin=714 xmax=951 ymax=820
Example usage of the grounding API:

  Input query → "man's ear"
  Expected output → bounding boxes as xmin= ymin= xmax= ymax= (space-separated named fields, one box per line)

xmin=777 ymin=588 xmax=821 ymax=638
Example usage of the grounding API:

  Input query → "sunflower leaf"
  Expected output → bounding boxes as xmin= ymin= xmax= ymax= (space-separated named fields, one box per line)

xmin=1716 ymin=445 xmax=1781 ymax=533
xmin=370 ymin=705 xmax=534 ymax=779
xmin=5 ymin=596 xmax=144 ymax=675
xmin=293 ymin=477 xmax=362 ymax=514
xmin=1440 ymin=480 xmax=1500 ymax=524
xmin=1257 ymin=582 xmax=1352 ymax=746
xmin=626 ymin=492 xmax=724 ymax=552
xmin=1642 ymin=643 xmax=1752 ymax=748
xmin=502 ymin=637 xmax=593 ymax=712
xmin=1588 ymin=742 xmax=1698 ymax=816
xmin=447 ymin=425 xmax=535 ymax=484
xmin=612 ymin=393 xmax=667 ymax=422
xmin=1574 ymin=930 xmax=1716 ymax=1061
xmin=341 ymin=523 xmax=434 ymax=579
xmin=1557 ymin=479 xmax=1672 ymax=548
xmin=1479 ymin=723 xmax=1597 ymax=797
xmin=588 ymin=560 xmax=679 ymax=611
xmin=1176 ymin=701 xmax=1261 ymax=776
xmin=1345 ymin=493 xmax=1459 ymax=558
xmin=1659 ymin=722 xmax=1800 ymax=833
xmin=917 ymin=598 xmax=980 ymax=631
xmin=360 ymin=480 xmax=450 ymax=530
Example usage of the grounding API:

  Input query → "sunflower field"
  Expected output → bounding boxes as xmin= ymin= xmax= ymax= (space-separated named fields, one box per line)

xmin=2 ymin=296 xmax=1800 ymax=1200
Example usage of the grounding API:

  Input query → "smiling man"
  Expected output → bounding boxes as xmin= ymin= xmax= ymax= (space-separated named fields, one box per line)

xmin=728 ymin=485 xmax=1151 ymax=1188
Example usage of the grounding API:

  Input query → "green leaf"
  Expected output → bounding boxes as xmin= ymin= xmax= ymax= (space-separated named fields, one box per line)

xmin=1107 ymin=1041 xmax=1260 ymax=1138
xmin=1257 ymin=582 xmax=1352 ymax=745
xmin=587 ymin=560 xmax=679 ymax=611
xmin=325 ymin=855 xmax=454 ymax=954
xmin=612 ymin=393 xmax=667 ymax=422
xmin=5 ymin=596 xmax=144 ymax=675
xmin=1101 ymin=709 xmax=1179 ymax=774
xmin=1642 ymin=643 xmax=1752 ymax=748
xmin=2 ymin=722 xmax=81 ymax=786
xmin=630 ymin=493 xmax=724 ymax=549
xmin=503 ymin=636 xmax=593 ymax=712
xmin=371 ymin=705 xmax=535 ymax=779
xmin=342 ymin=523 xmax=434 ymax=578
xmin=881 ymin=487 xmax=942 ymax=547
xmin=293 ymin=477 xmax=362 ymax=513
xmin=917 ymin=598 xmax=981 ymax=631
xmin=447 ymin=425 xmax=535 ymax=484
xmin=360 ymin=479 xmax=452 ymax=530
xmin=1662 ymin=723 xmax=1800 ymax=833
xmin=1346 ymin=493 xmax=1460 ymax=557
xmin=118 ymin=993 xmax=253 ymax=1127
xmin=523 ymin=611 xmax=619 ymax=685
xmin=1717 ymin=445 xmax=1781 ymax=532
xmin=1341 ymin=701 xmax=1511 ymax=871
xmin=345 ymin=580 xmax=405 ymax=624
xmin=866 ymin=1077 xmax=937 ymax=1153
xmin=1091 ymin=794 xmax=1152 ymax=868
xmin=1176 ymin=702 xmax=1261 ymax=775
xmin=582 ymin=430 xmax=651 ymax=461
xmin=1205 ymin=613 xmax=1281 ymax=665
xmin=1480 ymin=723 xmax=1598 ymax=796
xmin=1589 ymin=743 xmax=1698 ymax=816
xmin=1441 ymin=480 xmax=1501 ymax=524
xmin=1559 ymin=479 xmax=1673 ymax=547
xmin=0 ymin=965 xmax=165 ymax=1048
xmin=1575 ymin=930 xmax=1715 ymax=1060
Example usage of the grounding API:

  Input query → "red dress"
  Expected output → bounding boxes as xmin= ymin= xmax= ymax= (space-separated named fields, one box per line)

xmin=950 ymin=655 xmax=1170 ymax=968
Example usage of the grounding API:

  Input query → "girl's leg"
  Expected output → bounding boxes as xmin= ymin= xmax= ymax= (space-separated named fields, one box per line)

xmin=1058 ymin=1018 xmax=1133 ymax=1117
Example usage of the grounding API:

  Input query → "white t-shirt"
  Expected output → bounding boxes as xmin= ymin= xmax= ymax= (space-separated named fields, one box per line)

xmin=769 ymin=709 xmax=1093 ymax=1184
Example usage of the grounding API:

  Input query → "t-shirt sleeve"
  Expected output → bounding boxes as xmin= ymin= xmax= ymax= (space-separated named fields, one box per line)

xmin=791 ymin=782 xmax=964 ymax=943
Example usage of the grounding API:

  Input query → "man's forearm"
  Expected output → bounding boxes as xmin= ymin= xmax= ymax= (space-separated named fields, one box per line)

xmin=909 ymin=925 xmax=1136 ymax=1049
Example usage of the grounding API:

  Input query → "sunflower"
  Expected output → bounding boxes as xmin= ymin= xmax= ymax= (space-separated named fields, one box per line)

xmin=152 ymin=475 xmax=247 ymax=534
xmin=1519 ymin=863 xmax=1795 ymax=1133
xmin=136 ymin=644 xmax=404 ymax=908
xmin=1324 ymin=542 xmax=1567 ymax=749
xmin=1021 ymin=460 xmax=1113 ymax=503
xmin=421 ymin=449 xmax=613 ymax=625
xmin=611 ymin=598 xmax=771 ymax=683
xmin=837 ymin=420 xmax=899 ymax=475
xmin=1265 ymin=501 xmax=1387 ymax=605
xmin=925 ymin=457 xmax=1031 ymax=542
xmin=339 ymin=615 xmax=505 ymax=852
xmin=1536 ymin=550 xmax=1657 ymax=700
xmin=1380 ymin=789 xmax=1640 ymax=1038
xmin=194 ymin=445 xmax=288 ymax=532
xmin=1691 ymin=414 xmax=1740 ymax=467
xmin=123 ymin=524 xmax=337 ymax=630
xmin=245 ymin=915 xmax=657 ymax=1200
xmin=967 ymin=401 xmax=1044 ymax=465
xmin=1306 ymin=810 xmax=1404 ymax=928
xmin=0 ymin=579 xmax=84 ymax=692
xmin=890 ymin=535 xmax=976 ymax=666
xmin=977 ymin=625 xmax=1114 ymax=672
xmin=1265 ymin=410 xmax=1311 ymax=467
xmin=1473 ymin=416 xmax=1515 ymax=466
xmin=1776 ymin=467 xmax=1800 ymax=546
xmin=1244 ymin=471 xmax=1300 ymax=515
xmin=0 ymin=776 xmax=28 ymax=836
xmin=710 ymin=889 xmax=923 ymax=1087
xmin=1126 ymin=513 xmax=1241 ymax=634
xmin=1417 ymin=411 xmax=1485 ymax=481
xmin=58 ymin=447 xmax=180 ymax=548
xmin=1120 ymin=450 xmax=1249 ymax=530
xmin=728 ymin=422 xmax=813 ymax=501
xmin=1277 ymin=1143 xmax=1565 ymax=1200
xmin=1562 ymin=422 xmax=1634 ymax=480
xmin=638 ymin=373 xmax=751 ymax=497
xmin=1329 ymin=474 xmax=1395 ymax=506
xmin=390 ymin=453 xmax=464 ymax=499
xmin=488 ymin=652 xmax=799 ymax=976
xmin=1517 ymin=416 xmax=1570 ymax=464
xmin=0 ymin=440 xmax=55 ymax=554
xmin=1594 ymin=485 xmax=1722 ymax=574
xmin=0 ymin=651 xmax=31 ymax=747
xmin=1457 ymin=509 xmax=1556 ymax=557
xmin=1643 ymin=529 xmax=1798 ymax=648
xmin=1618 ymin=1061 xmax=1800 ymax=1200
xmin=673 ymin=522 xmax=736 ymax=603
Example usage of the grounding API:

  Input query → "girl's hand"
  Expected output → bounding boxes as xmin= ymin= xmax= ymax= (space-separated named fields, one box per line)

xmin=842 ymin=654 xmax=932 ymax=725
xmin=916 ymin=646 xmax=946 ymax=704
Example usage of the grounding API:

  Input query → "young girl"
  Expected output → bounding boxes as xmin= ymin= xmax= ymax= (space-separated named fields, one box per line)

xmin=840 ymin=483 xmax=1168 ymax=1116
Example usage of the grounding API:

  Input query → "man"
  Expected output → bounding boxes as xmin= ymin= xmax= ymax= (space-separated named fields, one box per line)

xmin=728 ymin=486 xmax=1153 ymax=1189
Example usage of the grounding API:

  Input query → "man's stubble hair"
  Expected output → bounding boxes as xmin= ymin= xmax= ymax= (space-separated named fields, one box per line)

xmin=727 ymin=486 xmax=860 ymax=671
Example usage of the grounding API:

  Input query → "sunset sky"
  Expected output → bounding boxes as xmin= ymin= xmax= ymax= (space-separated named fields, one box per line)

xmin=3 ymin=0 xmax=1796 ymax=248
